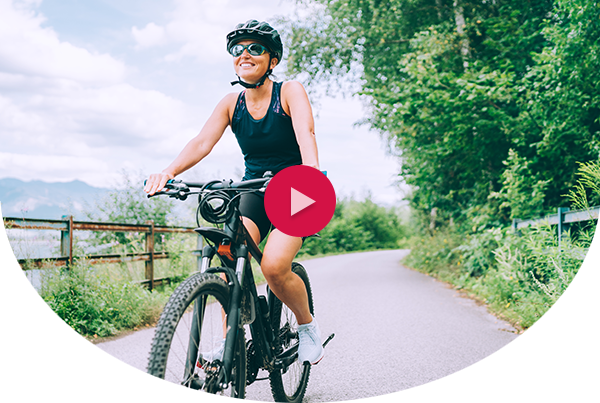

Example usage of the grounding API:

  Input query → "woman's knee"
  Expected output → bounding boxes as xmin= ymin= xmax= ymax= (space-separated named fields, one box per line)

xmin=261 ymin=230 xmax=302 ymax=287
xmin=261 ymin=257 xmax=289 ymax=287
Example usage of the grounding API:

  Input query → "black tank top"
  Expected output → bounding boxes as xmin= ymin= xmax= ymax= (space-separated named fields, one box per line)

xmin=231 ymin=81 xmax=302 ymax=180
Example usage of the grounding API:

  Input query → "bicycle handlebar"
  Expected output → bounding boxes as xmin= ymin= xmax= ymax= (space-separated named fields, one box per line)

xmin=145 ymin=175 xmax=272 ymax=201
xmin=145 ymin=168 xmax=326 ymax=201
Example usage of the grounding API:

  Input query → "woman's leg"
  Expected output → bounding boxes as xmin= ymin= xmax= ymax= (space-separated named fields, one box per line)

xmin=244 ymin=221 xmax=323 ymax=364
xmin=242 ymin=216 xmax=261 ymax=245
xmin=260 ymin=229 xmax=312 ymax=325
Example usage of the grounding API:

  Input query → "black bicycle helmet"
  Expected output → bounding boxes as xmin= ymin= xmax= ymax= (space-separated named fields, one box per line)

xmin=226 ymin=19 xmax=283 ymax=88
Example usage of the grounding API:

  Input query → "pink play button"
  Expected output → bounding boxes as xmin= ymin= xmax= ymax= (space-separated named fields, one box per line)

xmin=291 ymin=187 xmax=315 ymax=216
xmin=264 ymin=165 xmax=336 ymax=237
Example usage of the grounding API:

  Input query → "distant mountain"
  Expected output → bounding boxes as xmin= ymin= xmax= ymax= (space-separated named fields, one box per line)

xmin=0 ymin=178 xmax=111 ymax=220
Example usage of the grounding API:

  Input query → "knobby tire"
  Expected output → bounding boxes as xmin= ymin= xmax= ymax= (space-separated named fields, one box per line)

xmin=146 ymin=272 xmax=247 ymax=398
xmin=268 ymin=262 xmax=314 ymax=403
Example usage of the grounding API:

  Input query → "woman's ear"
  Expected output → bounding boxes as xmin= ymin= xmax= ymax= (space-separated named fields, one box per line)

xmin=270 ymin=57 xmax=278 ymax=69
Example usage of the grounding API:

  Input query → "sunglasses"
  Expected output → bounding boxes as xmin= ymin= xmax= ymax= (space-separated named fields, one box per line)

xmin=229 ymin=43 xmax=268 ymax=57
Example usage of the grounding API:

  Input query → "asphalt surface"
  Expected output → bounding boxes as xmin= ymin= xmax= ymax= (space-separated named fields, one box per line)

xmin=96 ymin=250 xmax=518 ymax=402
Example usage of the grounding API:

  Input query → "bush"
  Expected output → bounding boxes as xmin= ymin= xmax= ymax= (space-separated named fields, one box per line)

xmin=40 ymin=261 xmax=169 ymax=338
xmin=404 ymin=160 xmax=598 ymax=330
xmin=300 ymin=196 xmax=407 ymax=256
xmin=481 ymin=223 xmax=589 ymax=328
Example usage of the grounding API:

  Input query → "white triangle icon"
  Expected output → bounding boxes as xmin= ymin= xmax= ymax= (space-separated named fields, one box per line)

xmin=291 ymin=187 xmax=316 ymax=216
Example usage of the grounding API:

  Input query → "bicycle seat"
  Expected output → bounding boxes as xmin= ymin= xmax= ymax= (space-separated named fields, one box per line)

xmin=195 ymin=227 xmax=233 ymax=246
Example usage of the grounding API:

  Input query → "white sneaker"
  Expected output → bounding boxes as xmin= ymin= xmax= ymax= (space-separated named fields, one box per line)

xmin=297 ymin=316 xmax=324 ymax=365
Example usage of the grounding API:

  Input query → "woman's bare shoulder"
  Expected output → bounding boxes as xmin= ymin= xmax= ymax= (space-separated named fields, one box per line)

xmin=281 ymin=80 xmax=310 ymax=108
xmin=213 ymin=91 xmax=242 ymax=116
xmin=221 ymin=91 xmax=242 ymax=105
xmin=281 ymin=80 xmax=306 ymax=93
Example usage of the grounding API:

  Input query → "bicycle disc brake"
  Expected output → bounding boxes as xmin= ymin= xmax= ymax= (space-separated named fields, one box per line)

xmin=202 ymin=360 xmax=223 ymax=393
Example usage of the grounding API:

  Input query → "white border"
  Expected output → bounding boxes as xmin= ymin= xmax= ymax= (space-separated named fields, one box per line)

xmin=1 ymin=203 xmax=598 ymax=402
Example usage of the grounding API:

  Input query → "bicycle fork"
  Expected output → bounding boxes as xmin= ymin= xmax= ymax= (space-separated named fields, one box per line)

xmin=217 ymin=244 xmax=249 ymax=390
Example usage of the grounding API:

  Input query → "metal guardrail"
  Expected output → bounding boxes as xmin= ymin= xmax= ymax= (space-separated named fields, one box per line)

xmin=512 ymin=206 xmax=599 ymax=246
xmin=3 ymin=215 xmax=202 ymax=290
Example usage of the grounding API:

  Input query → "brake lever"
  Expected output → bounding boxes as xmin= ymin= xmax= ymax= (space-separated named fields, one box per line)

xmin=259 ymin=177 xmax=272 ymax=192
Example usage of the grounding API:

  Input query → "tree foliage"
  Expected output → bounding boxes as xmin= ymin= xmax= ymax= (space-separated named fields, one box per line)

xmin=300 ymin=196 xmax=407 ymax=255
xmin=280 ymin=0 xmax=600 ymax=227
xmin=83 ymin=170 xmax=181 ymax=253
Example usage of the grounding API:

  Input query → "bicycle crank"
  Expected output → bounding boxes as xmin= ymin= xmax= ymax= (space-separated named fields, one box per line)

xmin=322 ymin=333 xmax=335 ymax=348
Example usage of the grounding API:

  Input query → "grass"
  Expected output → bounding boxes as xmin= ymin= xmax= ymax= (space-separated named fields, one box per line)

xmin=39 ymin=261 xmax=170 ymax=340
xmin=12 ymin=218 xmax=408 ymax=341
xmin=402 ymin=221 xmax=594 ymax=331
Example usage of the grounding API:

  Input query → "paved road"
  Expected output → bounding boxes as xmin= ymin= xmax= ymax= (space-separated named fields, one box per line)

xmin=96 ymin=250 xmax=518 ymax=401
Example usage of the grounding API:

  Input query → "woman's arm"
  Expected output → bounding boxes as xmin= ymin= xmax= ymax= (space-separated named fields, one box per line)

xmin=281 ymin=81 xmax=320 ymax=170
xmin=144 ymin=93 xmax=237 ymax=195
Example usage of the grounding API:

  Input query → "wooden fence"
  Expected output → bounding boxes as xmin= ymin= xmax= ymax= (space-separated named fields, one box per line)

xmin=3 ymin=215 xmax=202 ymax=290
xmin=512 ymin=206 xmax=600 ymax=247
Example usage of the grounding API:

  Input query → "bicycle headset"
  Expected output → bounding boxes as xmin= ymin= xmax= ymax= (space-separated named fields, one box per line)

xmin=226 ymin=19 xmax=283 ymax=89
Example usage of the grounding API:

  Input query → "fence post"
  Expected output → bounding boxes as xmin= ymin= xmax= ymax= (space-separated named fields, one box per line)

xmin=145 ymin=220 xmax=155 ymax=290
xmin=557 ymin=207 xmax=570 ymax=249
xmin=60 ymin=215 xmax=73 ymax=268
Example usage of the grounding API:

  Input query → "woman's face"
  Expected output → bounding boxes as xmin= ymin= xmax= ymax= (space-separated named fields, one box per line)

xmin=232 ymin=40 xmax=277 ymax=84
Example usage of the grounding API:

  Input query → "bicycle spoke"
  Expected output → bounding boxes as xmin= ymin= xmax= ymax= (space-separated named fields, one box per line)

xmin=269 ymin=263 xmax=313 ymax=403
xmin=148 ymin=275 xmax=237 ymax=395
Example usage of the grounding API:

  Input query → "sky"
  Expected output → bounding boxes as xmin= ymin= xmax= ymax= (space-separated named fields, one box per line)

xmin=0 ymin=0 xmax=406 ymax=206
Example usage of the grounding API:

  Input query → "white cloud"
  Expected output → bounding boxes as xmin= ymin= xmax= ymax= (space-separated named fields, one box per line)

xmin=0 ymin=79 xmax=211 ymax=186
xmin=0 ymin=0 xmax=215 ymax=187
xmin=0 ymin=0 xmax=404 ymax=204
xmin=130 ymin=0 xmax=294 ymax=64
xmin=0 ymin=0 xmax=125 ymax=84
xmin=132 ymin=22 xmax=167 ymax=49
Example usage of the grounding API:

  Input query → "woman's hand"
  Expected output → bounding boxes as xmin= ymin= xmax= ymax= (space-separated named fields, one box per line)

xmin=144 ymin=172 xmax=174 ymax=195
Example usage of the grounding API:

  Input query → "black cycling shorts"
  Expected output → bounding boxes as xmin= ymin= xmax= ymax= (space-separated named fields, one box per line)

xmin=239 ymin=192 xmax=272 ymax=242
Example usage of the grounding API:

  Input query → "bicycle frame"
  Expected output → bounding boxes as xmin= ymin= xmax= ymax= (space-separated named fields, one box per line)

xmin=148 ymin=176 xmax=310 ymax=393
xmin=194 ymin=191 xmax=281 ymax=390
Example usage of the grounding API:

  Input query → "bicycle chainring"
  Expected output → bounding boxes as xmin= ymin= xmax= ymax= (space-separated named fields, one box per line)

xmin=246 ymin=340 xmax=260 ymax=386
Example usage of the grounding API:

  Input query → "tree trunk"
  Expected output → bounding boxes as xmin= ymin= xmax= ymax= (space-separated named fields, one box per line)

xmin=453 ymin=0 xmax=470 ymax=69
xmin=435 ymin=0 xmax=443 ymax=21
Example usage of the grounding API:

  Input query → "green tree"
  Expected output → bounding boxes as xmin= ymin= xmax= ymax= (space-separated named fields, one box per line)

xmin=300 ymin=196 xmax=406 ymax=255
xmin=281 ymin=0 xmax=600 ymax=225
xmin=84 ymin=170 xmax=180 ymax=253
xmin=512 ymin=0 xmax=600 ymax=210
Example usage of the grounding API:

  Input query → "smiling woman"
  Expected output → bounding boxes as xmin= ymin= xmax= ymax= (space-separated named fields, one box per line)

xmin=226 ymin=20 xmax=283 ymax=89
xmin=143 ymin=20 xmax=327 ymax=383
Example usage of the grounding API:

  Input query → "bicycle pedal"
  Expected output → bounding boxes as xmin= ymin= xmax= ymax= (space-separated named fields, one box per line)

xmin=187 ymin=375 xmax=204 ymax=390
xmin=322 ymin=333 xmax=335 ymax=348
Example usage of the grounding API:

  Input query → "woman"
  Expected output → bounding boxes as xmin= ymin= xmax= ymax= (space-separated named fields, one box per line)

xmin=143 ymin=20 xmax=324 ymax=365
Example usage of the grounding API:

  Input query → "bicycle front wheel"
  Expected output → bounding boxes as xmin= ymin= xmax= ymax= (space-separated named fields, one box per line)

xmin=147 ymin=272 xmax=247 ymax=398
xmin=269 ymin=262 xmax=314 ymax=403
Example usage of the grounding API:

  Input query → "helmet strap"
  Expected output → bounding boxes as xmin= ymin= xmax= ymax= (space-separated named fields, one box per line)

xmin=230 ymin=70 xmax=271 ymax=88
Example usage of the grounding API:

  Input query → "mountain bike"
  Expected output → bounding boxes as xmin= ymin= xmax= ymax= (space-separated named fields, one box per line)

xmin=145 ymin=174 xmax=334 ymax=401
